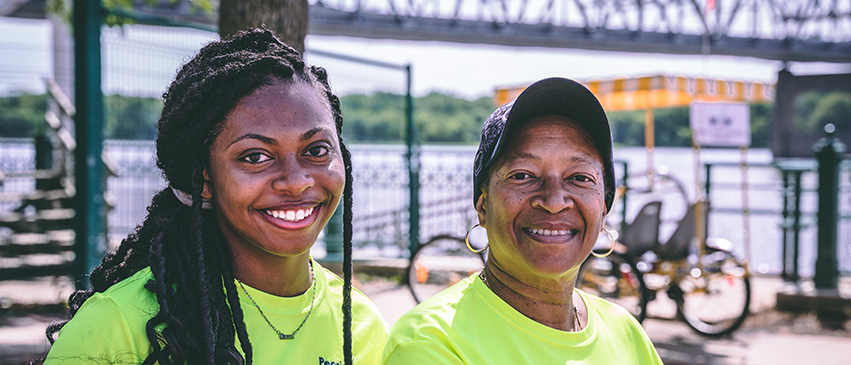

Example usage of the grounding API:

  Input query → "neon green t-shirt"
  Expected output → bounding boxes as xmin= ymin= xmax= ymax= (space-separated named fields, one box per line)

xmin=382 ymin=274 xmax=662 ymax=364
xmin=46 ymin=259 xmax=388 ymax=364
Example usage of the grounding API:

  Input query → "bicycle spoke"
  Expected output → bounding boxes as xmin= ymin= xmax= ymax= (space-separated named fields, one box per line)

xmin=677 ymin=260 xmax=751 ymax=336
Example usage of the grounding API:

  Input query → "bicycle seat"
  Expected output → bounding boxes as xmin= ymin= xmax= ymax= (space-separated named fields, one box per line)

xmin=654 ymin=201 xmax=710 ymax=261
xmin=618 ymin=200 xmax=662 ymax=259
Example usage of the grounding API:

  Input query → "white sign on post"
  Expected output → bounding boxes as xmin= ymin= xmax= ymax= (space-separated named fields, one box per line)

xmin=689 ymin=102 xmax=751 ymax=147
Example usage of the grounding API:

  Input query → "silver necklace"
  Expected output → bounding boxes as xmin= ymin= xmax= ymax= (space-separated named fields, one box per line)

xmin=479 ymin=269 xmax=582 ymax=331
xmin=236 ymin=264 xmax=316 ymax=340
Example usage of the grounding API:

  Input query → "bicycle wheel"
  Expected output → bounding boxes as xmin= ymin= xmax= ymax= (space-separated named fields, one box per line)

xmin=577 ymin=253 xmax=647 ymax=322
xmin=408 ymin=235 xmax=485 ymax=303
xmin=673 ymin=252 xmax=751 ymax=337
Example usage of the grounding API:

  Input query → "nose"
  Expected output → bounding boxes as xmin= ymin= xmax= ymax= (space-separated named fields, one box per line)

xmin=271 ymin=154 xmax=314 ymax=195
xmin=531 ymin=177 xmax=574 ymax=214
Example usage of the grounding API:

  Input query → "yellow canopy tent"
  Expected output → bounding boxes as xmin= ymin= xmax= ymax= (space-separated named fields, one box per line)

xmin=494 ymin=74 xmax=774 ymax=110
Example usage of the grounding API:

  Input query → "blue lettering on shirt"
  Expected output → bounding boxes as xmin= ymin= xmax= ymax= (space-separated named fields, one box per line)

xmin=319 ymin=356 xmax=343 ymax=365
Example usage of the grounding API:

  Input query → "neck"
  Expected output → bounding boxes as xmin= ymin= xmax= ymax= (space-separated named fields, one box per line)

xmin=233 ymin=252 xmax=313 ymax=297
xmin=482 ymin=260 xmax=583 ymax=332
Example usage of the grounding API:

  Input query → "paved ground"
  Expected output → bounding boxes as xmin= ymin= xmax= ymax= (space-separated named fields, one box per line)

xmin=2 ymin=275 xmax=850 ymax=364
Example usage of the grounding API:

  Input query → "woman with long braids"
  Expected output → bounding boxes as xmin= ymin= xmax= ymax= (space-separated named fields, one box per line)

xmin=43 ymin=28 xmax=387 ymax=364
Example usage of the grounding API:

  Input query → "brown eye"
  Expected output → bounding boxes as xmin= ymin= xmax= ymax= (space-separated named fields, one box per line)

xmin=509 ymin=172 xmax=533 ymax=181
xmin=241 ymin=152 xmax=271 ymax=164
xmin=305 ymin=145 xmax=330 ymax=158
xmin=570 ymin=174 xmax=595 ymax=183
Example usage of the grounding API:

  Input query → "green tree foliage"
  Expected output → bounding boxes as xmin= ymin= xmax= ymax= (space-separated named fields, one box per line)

xmin=339 ymin=92 xmax=493 ymax=144
xmin=48 ymin=0 xmax=215 ymax=27
xmin=104 ymin=95 xmax=162 ymax=140
xmin=750 ymin=103 xmax=773 ymax=148
xmin=607 ymin=104 xmax=773 ymax=148
xmin=414 ymin=93 xmax=493 ymax=143
xmin=0 ymin=93 xmax=46 ymax=138
xmin=608 ymin=110 xmax=645 ymax=146
xmin=793 ymin=90 xmax=851 ymax=134
xmin=810 ymin=92 xmax=851 ymax=132
xmin=0 ymin=92 xmax=783 ymax=146
xmin=340 ymin=92 xmax=405 ymax=142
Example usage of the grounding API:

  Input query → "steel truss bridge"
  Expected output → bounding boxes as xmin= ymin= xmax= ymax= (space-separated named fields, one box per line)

xmin=3 ymin=0 xmax=850 ymax=62
xmin=308 ymin=0 xmax=851 ymax=62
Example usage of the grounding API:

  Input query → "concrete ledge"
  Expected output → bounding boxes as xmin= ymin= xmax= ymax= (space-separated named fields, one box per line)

xmin=776 ymin=288 xmax=851 ymax=320
xmin=316 ymin=257 xmax=408 ymax=278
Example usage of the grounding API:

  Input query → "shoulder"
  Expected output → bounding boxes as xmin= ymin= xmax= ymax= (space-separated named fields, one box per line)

xmin=314 ymin=261 xmax=388 ymax=332
xmin=313 ymin=261 xmax=389 ymax=364
xmin=580 ymin=289 xmax=644 ymax=330
xmin=579 ymin=289 xmax=661 ymax=362
xmin=46 ymin=268 xmax=157 ymax=364
xmin=383 ymin=275 xmax=478 ymax=362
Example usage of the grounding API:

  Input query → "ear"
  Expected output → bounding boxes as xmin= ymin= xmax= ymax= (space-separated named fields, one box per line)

xmin=475 ymin=190 xmax=488 ymax=229
xmin=201 ymin=169 xmax=213 ymax=200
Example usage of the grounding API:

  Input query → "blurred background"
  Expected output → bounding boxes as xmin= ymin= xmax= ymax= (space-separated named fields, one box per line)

xmin=1 ymin=0 xmax=850 ymax=363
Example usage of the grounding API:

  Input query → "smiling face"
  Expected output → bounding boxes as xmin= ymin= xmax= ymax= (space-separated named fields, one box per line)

xmin=203 ymin=80 xmax=344 ymax=264
xmin=476 ymin=115 xmax=607 ymax=280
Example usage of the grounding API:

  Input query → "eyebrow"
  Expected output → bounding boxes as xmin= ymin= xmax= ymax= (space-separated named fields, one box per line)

xmin=227 ymin=133 xmax=276 ymax=148
xmin=226 ymin=127 xmax=331 ymax=148
xmin=301 ymin=127 xmax=327 ymax=141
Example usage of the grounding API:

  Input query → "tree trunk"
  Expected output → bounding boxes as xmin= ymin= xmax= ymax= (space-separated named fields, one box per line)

xmin=219 ymin=0 xmax=308 ymax=54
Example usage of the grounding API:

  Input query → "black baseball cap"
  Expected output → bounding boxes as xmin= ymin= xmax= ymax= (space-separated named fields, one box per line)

xmin=473 ymin=77 xmax=615 ymax=211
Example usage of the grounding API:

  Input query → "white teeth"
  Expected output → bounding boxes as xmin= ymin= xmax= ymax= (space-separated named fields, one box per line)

xmin=266 ymin=207 xmax=315 ymax=222
xmin=530 ymin=228 xmax=575 ymax=236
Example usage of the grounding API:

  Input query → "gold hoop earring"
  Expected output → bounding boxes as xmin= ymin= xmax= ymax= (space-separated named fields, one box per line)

xmin=591 ymin=227 xmax=616 ymax=258
xmin=465 ymin=224 xmax=489 ymax=254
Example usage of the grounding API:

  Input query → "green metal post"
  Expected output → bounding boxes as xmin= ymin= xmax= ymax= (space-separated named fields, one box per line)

xmin=813 ymin=123 xmax=844 ymax=289
xmin=34 ymin=131 xmax=55 ymax=191
xmin=704 ymin=163 xmax=712 ymax=204
xmin=704 ymin=163 xmax=712 ymax=237
xmin=405 ymin=64 xmax=420 ymax=258
xmin=780 ymin=169 xmax=791 ymax=280
xmin=619 ymin=161 xmax=628 ymax=233
xmin=791 ymin=171 xmax=802 ymax=282
xmin=73 ymin=0 xmax=107 ymax=290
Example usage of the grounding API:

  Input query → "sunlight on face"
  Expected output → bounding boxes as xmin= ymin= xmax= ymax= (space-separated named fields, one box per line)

xmin=477 ymin=115 xmax=606 ymax=279
xmin=204 ymin=80 xmax=345 ymax=265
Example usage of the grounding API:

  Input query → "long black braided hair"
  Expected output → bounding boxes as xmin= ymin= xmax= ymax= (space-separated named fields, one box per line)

xmin=45 ymin=28 xmax=355 ymax=364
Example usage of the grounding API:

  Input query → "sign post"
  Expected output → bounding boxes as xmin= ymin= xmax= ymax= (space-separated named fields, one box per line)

xmin=690 ymin=102 xmax=752 ymax=265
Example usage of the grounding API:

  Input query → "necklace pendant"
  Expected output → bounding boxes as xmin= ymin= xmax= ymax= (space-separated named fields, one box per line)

xmin=279 ymin=333 xmax=295 ymax=340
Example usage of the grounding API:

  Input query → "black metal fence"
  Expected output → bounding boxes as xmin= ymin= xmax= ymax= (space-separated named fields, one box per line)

xmin=2 ymin=20 xmax=850 ymax=307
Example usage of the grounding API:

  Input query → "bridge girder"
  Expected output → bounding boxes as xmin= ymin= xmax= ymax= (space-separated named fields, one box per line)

xmin=310 ymin=0 xmax=851 ymax=63
xmin=3 ymin=0 xmax=848 ymax=62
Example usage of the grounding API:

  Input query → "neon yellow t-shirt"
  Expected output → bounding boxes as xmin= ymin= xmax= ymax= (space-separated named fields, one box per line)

xmin=46 ymin=259 xmax=388 ymax=364
xmin=382 ymin=274 xmax=662 ymax=364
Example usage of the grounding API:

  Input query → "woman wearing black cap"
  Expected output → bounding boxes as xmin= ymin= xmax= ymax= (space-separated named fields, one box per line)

xmin=382 ymin=77 xmax=661 ymax=364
